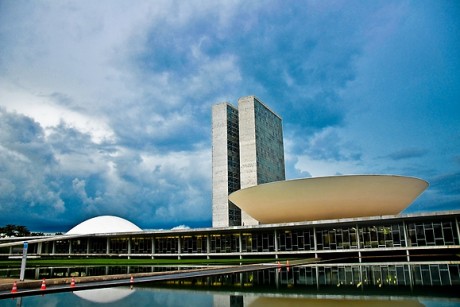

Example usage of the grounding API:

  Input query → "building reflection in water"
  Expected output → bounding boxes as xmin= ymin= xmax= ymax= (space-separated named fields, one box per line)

xmin=68 ymin=288 xmax=438 ymax=307
xmin=241 ymin=296 xmax=424 ymax=307
xmin=3 ymin=264 xmax=460 ymax=307
xmin=154 ymin=264 xmax=460 ymax=289
xmin=68 ymin=288 xmax=434 ymax=307
xmin=3 ymin=263 xmax=459 ymax=289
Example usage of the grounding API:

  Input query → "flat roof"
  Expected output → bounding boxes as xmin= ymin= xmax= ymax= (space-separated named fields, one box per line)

xmin=1 ymin=210 xmax=458 ymax=248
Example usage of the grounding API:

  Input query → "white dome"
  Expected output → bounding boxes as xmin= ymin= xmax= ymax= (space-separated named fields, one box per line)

xmin=66 ymin=215 xmax=142 ymax=235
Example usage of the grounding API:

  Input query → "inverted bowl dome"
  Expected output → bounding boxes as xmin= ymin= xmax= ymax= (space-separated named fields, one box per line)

xmin=228 ymin=175 xmax=428 ymax=224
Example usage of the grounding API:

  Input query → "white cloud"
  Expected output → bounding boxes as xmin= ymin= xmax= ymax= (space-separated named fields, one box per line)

xmin=295 ymin=156 xmax=361 ymax=177
xmin=0 ymin=85 xmax=115 ymax=144
xmin=171 ymin=225 xmax=191 ymax=230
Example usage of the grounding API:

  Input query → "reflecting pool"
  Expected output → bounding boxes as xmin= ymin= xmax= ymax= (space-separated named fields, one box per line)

xmin=3 ymin=287 xmax=460 ymax=307
xmin=2 ymin=263 xmax=460 ymax=288
xmin=2 ymin=265 xmax=460 ymax=306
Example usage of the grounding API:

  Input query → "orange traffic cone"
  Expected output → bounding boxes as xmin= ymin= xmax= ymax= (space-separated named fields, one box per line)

xmin=130 ymin=275 xmax=134 ymax=283
xmin=40 ymin=279 xmax=46 ymax=290
xmin=70 ymin=277 xmax=76 ymax=288
xmin=11 ymin=281 xmax=18 ymax=293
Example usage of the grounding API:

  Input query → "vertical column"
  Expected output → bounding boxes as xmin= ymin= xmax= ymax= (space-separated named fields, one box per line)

xmin=178 ymin=236 xmax=182 ymax=260
xmin=274 ymin=229 xmax=279 ymax=259
xmin=407 ymin=264 xmax=414 ymax=290
xmin=106 ymin=238 xmax=110 ymax=255
xmin=355 ymin=225 xmax=361 ymax=248
xmin=356 ymin=224 xmax=361 ymax=263
xmin=402 ymin=221 xmax=410 ymax=262
xmin=455 ymin=217 xmax=460 ymax=245
xmin=239 ymin=233 xmax=243 ymax=260
xmin=313 ymin=227 xmax=318 ymax=259
xmin=316 ymin=266 xmax=320 ymax=290
xmin=52 ymin=241 xmax=56 ymax=255
xmin=207 ymin=234 xmax=211 ymax=260
xmin=128 ymin=237 xmax=131 ymax=259
xmin=37 ymin=242 xmax=42 ymax=256
xmin=275 ymin=267 xmax=280 ymax=289
xmin=402 ymin=221 xmax=410 ymax=247
xmin=151 ymin=237 xmax=155 ymax=259
xmin=68 ymin=240 xmax=72 ymax=256
xmin=86 ymin=239 xmax=90 ymax=256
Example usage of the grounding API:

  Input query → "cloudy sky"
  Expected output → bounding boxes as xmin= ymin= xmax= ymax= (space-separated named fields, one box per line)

xmin=0 ymin=1 xmax=459 ymax=232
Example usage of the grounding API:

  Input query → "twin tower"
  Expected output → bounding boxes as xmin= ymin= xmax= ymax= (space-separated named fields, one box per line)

xmin=212 ymin=96 xmax=285 ymax=227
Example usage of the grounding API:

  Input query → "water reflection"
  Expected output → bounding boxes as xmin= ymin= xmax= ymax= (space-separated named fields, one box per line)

xmin=74 ymin=287 xmax=135 ymax=303
xmin=4 ymin=287 xmax=459 ymax=307
xmin=2 ymin=265 xmax=460 ymax=306
xmin=244 ymin=296 xmax=424 ymax=307
xmin=2 ymin=263 xmax=459 ymax=288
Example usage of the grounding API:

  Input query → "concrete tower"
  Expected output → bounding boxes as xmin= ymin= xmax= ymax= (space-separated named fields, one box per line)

xmin=212 ymin=103 xmax=241 ymax=227
xmin=212 ymin=96 xmax=285 ymax=227
xmin=238 ymin=96 xmax=285 ymax=225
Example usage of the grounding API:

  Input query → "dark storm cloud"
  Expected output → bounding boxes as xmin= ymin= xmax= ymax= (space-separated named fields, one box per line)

xmin=431 ymin=173 xmax=460 ymax=196
xmin=405 ymin=171 xmax=460 ymax=214
xmin=0 ymin=109 xmax=64 ymax=226
xmin=385 ymin=148 xmax=428 ymax=161
xmin=0 ymin=106 xmax=211 ymax=231
xmin=303 ymin=128 xmax=362 ymax=162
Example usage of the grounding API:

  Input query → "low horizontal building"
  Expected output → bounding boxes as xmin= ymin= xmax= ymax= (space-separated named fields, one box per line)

xmin=1 ymin=210 xmax=459 ymax=262
xmin=1 ymin=210 xmax=459 ymax=288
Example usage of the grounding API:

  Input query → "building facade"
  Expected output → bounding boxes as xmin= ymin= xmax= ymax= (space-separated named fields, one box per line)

xmin=1 ymin=212 xmax=460 ymax=289
xmin=1 ymin=211 xmax=459 ymax=264
xmin=238 ymin=96 xmax=285 ymax=225
xmin=212 ymin=96 xmax=285 ymax=227
xmin=212 ymin=103 xmax=241 ymax=227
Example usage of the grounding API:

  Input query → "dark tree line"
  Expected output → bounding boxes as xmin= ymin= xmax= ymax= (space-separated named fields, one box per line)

xmin=0 ymin=224 xmax=31 ymax=237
